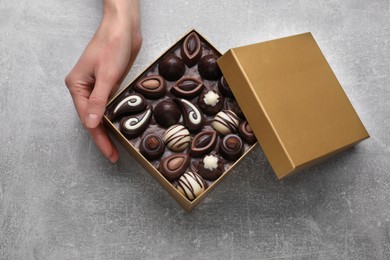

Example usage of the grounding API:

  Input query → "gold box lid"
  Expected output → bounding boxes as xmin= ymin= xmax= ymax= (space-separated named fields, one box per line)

xmin=217 ymin=32 xmax=369 ymax=179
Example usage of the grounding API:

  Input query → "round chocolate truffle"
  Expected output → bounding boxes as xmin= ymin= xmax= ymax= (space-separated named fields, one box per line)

xmin=158 ymin=54 xmax=185 ymax=81
xmin=159 ymin=153 xmax=190 ymax=181
xmin=218 ymin=76 xmax=234 ymax=98
xmin=139 ymin=134 xmax=165 ymax=160
xmin=220 ymin=134 xmax=245 ymax=161
xmin=154 ymin=100 xmax=181 ymax=128
xmin=211 ymin=110 xmax=240 ymax=136
xmin=163 ymin=124 xmax=191 ymax=152
xmin=238 ymin=121 xmax=257 ymax=144
xmin=176 ymin=171 xmax=206 ymax=201
xmin=197 ymin=155 xmax=224 ymax=181
xmin=198 ymin=54 xmax=222 ymax=80
xmin=198 ymin=89 xmax=224 ymax=115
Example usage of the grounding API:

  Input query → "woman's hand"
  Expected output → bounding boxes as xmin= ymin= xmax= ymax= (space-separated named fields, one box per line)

xmin=65 ymin=0 xmax=142 ymax=162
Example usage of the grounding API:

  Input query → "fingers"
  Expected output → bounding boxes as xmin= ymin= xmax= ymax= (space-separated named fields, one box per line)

xmin=88 ymin=124 xmax=119 ymax=163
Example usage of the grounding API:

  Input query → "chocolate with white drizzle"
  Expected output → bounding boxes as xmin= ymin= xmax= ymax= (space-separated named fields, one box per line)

xmin=139 ymin=134 xmax=165 ymax=160
xmin=119 ymin=107 xmax=153 ymax=138
xmin=134 ymin=75 xmax=167 ymax=99
xmin=190 ymin=130 xmax=218 ymax=157
xmin=211 ymin=110 xmax=240 ymax=136
xmin=220 ymin=134 xmax=244 ymax=161
xmin=197 ymin=155 xmax=224 ymax=181
xmin=176 ymin=171 xmax=205 ymax=201
xmin=170 ymin=77 xmax=204 ymax=99
xmin=163 ymin=124 xmax=191 ymax=152
xmin=180 ymin=32 xmax=203 ymax=67
xmin=174 ymin=98 xmax=204 ymax=133
xmin=109 ymin=93 xmax=147 ymax=121
xmin=159 ymin=153 xmax=190 ymax=181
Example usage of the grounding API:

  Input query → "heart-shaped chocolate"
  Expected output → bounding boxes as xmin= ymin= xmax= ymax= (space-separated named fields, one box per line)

xmin=170 ymin=77 xmax=204 ymax=99
xmin=180 ymin=32 xmax=203 ymax=67
xmin=134 ymin=75 xmax=166 ymax=99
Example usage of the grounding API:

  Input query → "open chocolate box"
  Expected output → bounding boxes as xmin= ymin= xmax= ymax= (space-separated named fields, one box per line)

xmin=103 ymin=29 xmax=369 ymax=211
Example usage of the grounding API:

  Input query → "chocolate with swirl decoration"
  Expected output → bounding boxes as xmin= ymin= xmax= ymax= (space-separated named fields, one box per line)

xmin=220 ymin=134 xmax=244 ymax=161
xmin=180 ymin=32 xmax=203 ymax=67
xmin=134 ymin=75 xmax=166 ymax=99
xmin=109 ymin=93 xmax=147 ymax=121
xmin=159 ymin=153 xmax=190 ymax=181
xmin=174 ymin=98 xmax=204 ymax=133
xmin=176 ymin=171 xmax=206 ymax=201
xmin=139 ymin=134 xmax=165 ymax=160
xmin=211 ymin=110 xmax=239 ymax=136
xmin=163 ymin=124 xmax=191 ymax=152
xmin=119 ymin=107 xmax=153 ymax=138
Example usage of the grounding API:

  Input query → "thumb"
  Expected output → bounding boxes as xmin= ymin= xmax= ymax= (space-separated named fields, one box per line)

xmin=85 ymin=73 xmax=117 ymax=129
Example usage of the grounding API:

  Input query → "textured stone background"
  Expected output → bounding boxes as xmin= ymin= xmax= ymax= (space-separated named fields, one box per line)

xmin=1 ymin=0 xmax=389 ymax=259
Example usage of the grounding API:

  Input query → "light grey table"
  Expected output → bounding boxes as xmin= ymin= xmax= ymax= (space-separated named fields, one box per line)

xmin=1 ymin=1 xmax=389 ymax=259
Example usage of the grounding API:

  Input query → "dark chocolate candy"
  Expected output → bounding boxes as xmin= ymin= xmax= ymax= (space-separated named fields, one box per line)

xmin=154 ymin=100 xmax=181 ymax=128
xmin=109 ymin=93 xmax=147 ymax=121
xmin=170 ymin=77 xmax=204 ymax=99
xmin=238 ymin=121 xmax=257 ymax=144
xmin=190 ymin=130 xmax=218 ymax=157
xmin=197 ymin=155 xmax=224 ymax=181
xmin=159 ymin=153 xmax=190 ymax=181
xmin=198 ymin=54 xmax=222 ymax=80
xmin=158 ymin=54 xmax=185 ymax=81
xmin=176 ymin=171 xmax=206 ymax=201
xmin=220 ymin=134 xmax=244 ymax=161
xmin=180 ymin=32 xmax=203 ymax=67
xmin=119 ymin=107 xmax=153 ymax=138
xmin=211 ymin=110 xmax=240 ymax=135
xmin=197 ymin=89 xmax=224 ymax=115
xmin=174 ymin=98 xmax=205 ymax=133
xmin=218 ymin=76 xmax=234 ymax=98
xmin=134 ymin=75 xmax=166 ymax=99
xmin=163 ymin=124 xmax=191 ymax=152
xmin=139 ymin=134 xmax=165 ymax=160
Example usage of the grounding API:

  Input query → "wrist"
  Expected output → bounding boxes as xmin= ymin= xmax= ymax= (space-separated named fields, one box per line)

xmin=103 ymin=0 xmax=133 ymax=27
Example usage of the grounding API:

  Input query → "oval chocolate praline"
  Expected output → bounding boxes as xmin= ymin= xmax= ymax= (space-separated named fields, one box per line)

xmin=158 ymin=54 xmax=185 ymax=81
xmin=174 ymin=98 xmax=205 ymax=133
xmin=109 ymin=93 xmax=147 ymax=121
xmin=134 ymin=75 xmax=167 ymax=99
xmin=170 ymin=77 xmax=204 ymax=99
xmin=197 ymin=155 xmax=224 ymax=181
xmin=180 ymin=32 xmax=203 ymax=67
xmin=154 ymin=100 xmax=181 ymax=128
xmin=198 ymin=89 xmax=224 ymax=115
xmin=190 ymin=130 xmax=218 ymax=157
xmin=220 ymin=134 xmax=245 ymax=161
xmin=119 ymin=107 xmax=153 ymax=138
xmin=198 ymin=54 xmax=222 ymax=80
xmin=238 ymin=121 xmax=257 ymax=144
xmin=159 ymin=153 xmax=190 ymax=181
xmin=139 ymin=134 xmax=165 ymax=160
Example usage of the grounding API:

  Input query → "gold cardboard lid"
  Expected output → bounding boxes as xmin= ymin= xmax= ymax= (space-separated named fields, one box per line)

xmin=217 ymin=32 xmax=369 ymax=179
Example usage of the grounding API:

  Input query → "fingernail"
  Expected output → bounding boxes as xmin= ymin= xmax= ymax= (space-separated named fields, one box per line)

xmin=85 ymin=114 xmax=99 ymax=128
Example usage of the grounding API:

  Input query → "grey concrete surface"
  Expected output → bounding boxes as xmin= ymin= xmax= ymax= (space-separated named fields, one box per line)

xmin=1 ymin=0 xmax=389 ymax=259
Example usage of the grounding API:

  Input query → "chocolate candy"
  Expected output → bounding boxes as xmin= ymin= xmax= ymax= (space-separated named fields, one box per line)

xmin=190 ymin=130 xmax=218 ymax=157
xmin=211 ymin=110 xmax=240 ymax=135
xmin=163 ymin=124 xmax=191 ymax=152
xmin=197 ymin=155 xmax=224 ymax=181
xmin=226 ymin=98 xmax=245 ymax=119
xmin=198 ymin=54 xmax=222 ymax=80
xmin=109 ymin=93 xmax=147 ymax=121
xmin=174 ymin=98 xmax=204 ymax=133
xmin=220 ymin=134 xmax=244 ymax=161
xmin=154 ymin=100 xmax=181 ymax=128
xmin=159 ymin=154 xmax=190 ymax=181
xmin=238 ymin=121 xmax=256 ymax=144
xmin=134 ymin=75 xmax=166 ymax=99
xmin=198 ymin=89 xmax=224 ymax=115
xmin=139 ymin=134 xmax=165 ymax=160
xmin=176 ymin=171 xmax=206 ymax=201
xmin=180 ymin=32 xmax=203 ymax=67
xmin=158 ymin=54 xmax=185 ymax=81
xmin=120 ymin=107 xmax=153 ymax=138
xmin=218 ymin=76 xmax=234 ymax=98
xmin=170 ymin=77 xmax=204 ymax=99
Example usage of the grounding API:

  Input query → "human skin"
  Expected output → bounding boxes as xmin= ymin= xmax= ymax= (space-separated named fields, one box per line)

xmin=65 ymin=0 xmax=142 ymax=162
